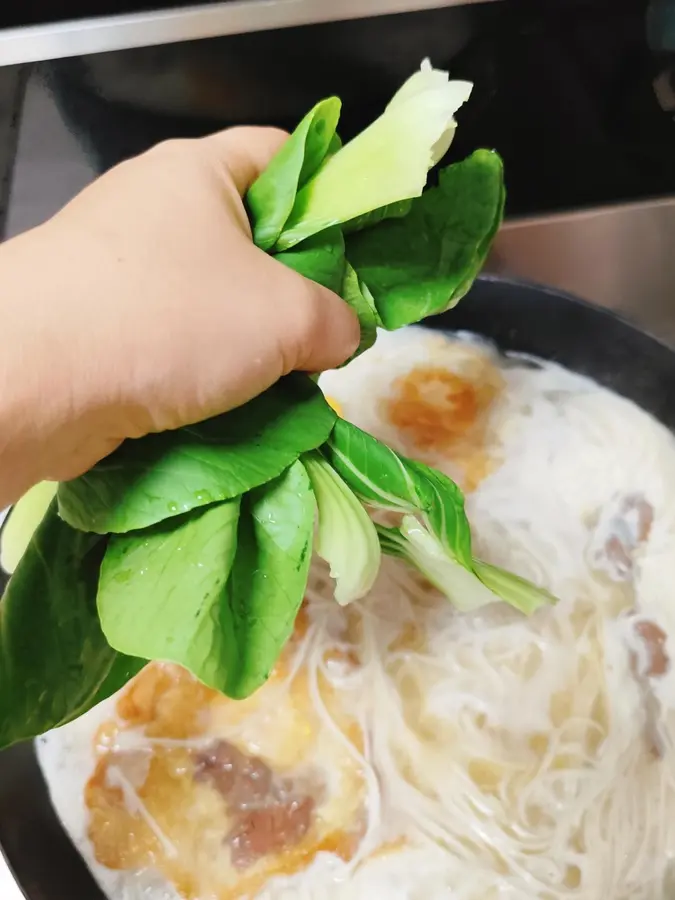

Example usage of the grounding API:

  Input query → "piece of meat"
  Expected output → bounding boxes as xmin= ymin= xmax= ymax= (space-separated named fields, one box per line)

xmin=194 ymin=741 xmax=273 ymax=805
xmin=590 ymin=493 xmax=654 ymax=581
xmin=228 ymin=796 xmax=315 ymax=869
xmin=633 ymin=619 xmax=670 ymax=678
xmin=628 ymin=618 xmax=670 ymax=759
xmin=194 ymin=740 xmax=317 ymax=867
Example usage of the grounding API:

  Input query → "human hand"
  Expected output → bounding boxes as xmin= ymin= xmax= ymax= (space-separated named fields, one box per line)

xmin=0 ymin=127 xmax=359 ymax=506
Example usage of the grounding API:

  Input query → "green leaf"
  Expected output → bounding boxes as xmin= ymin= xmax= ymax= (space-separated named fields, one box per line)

xmin=98 ymin=462 xmax=315 ymax=699
xmin=98 ymin=499 xmax=242 ymax=690
xmin=0 ymin=502 xmax=141 ymax=750
xmin=224 ymin=460 xmax=315 ymax=698
xmin=88 ymin=654 xmax=146 ymax=711
xmin=472 ymin=559 xmax=556 ymax=614
xmin=325 ymin=132 xmax=343 ymax=160
xmin=0 ymin=480 xmax=57 ymax=574
xmin=324 ymin=420 xmax=421 ymax=512
xmin=324 ymin=418 xmax=472 ymax=569
xmin=341 ymin=199 xmax=413 ymax=235
xmin=274 ymin=236 xmax=379 ymax=360
xmin=346 ymin=149 xmax=505 ymax=330
xmin=246 ymin=97 xmax=341 ymax=251
xmin=303 ymin=452 xmax=380 ymax=606
xmin=58 ymin=374 xmax=336 ymax=535
xmin=405 ymin=458 xmax=473 ymax=570
xmin=376 ymin=524 xmax=408 ymax=560
xmin=274 ymin=226 xmax=346 ymax=295
xmin=340 ymin=262 xmax=381 ymax=358
xmin=275 ymin=63 xmax=473 ymax=251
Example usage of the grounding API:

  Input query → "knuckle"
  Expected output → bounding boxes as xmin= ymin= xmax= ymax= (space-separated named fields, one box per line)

xmin=293 ymin=281 xmax=325 ymax=341
xmin=148 ymin=137 xmax=194 ymax=159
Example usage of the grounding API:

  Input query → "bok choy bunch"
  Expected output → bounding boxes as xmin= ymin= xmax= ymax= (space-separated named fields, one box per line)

xmin=0 ymin=60 xmax=555 ymax=752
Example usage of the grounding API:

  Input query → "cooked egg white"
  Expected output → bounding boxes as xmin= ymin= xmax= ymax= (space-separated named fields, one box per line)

xmin=38 ymin=327 xmax=675 ymax=900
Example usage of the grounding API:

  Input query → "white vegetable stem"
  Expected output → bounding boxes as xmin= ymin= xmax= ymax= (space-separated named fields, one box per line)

xmin=399 ymin=515 xmax=499 ymax=612
xmin=303 ymin=453 xmax=381 ymax=606
xmin=0 ymin=481 xmax=56 ymax=575
xmin=277 ymin=59 xmax=473 ymax=250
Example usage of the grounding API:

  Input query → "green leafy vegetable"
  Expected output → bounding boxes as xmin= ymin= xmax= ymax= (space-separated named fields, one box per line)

xmin=97 ymin=461 xmax=315 ymax=699
xmin=0 ymin=503 xmax=141 ymax=749
xmin=341 ymin=199 xmax=413 ymax=235
xmin=244 ymin=59 xmax=501 ymax=347
xmin=98 ymin=499 xmax=241 ymax=689
xmin=377 ymin=516 xmax=556 ymax=615
xmin=472 ymin=559 xmax=556 ymax=615
xmin=58 ymin=374 xmax=335 ymax=535
xmin=325 ymin=418 xmax=472 ymax=570
xmin=246 ymin=97 xmax=341 ymax=251
xmin=274 ymin=226 xmax=346 ymax=295
xmin=320 ymin=422 xmax=553 ymax=614
xmin=275 ymin=62 xmax=472 ymax=251
xmin=223 ymin=460 xmax=315 ymax=697
xmin=377 ymin=516 xmax=497 ymax=612
xmin=303 ymin=451 xmax=380 ymax=606
xmin=339 ymin=263 xmax=381 ymax=357
xmin=346 ymin=149 xmax=505 ymax=330
xmin=88 ymin=654 xmax=146 ymax=711
xmin=0 ymin=480 xmax=56 ymax=574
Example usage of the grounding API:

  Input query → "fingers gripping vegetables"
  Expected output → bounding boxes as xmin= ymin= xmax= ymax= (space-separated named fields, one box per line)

xmin=0 ymin=60 xmax=556 ymax=750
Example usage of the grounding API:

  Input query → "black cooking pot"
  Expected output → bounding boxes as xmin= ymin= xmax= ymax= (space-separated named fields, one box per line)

xmin=1 ymin=274 xmax=675 ymax=899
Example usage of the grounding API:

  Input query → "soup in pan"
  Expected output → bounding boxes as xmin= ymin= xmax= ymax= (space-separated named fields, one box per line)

xmin=37 ymin=326 xmax=675 ymax=900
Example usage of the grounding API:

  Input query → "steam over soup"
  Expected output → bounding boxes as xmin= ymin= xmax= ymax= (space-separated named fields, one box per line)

xmin=37 ymin=327 xmax=675 ymax=900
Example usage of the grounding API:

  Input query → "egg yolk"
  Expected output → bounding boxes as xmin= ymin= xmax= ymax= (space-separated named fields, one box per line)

xmin=325 ymin=396 xmax=343 ymax=417
xmin=383 ymin=363 xmax=503 ymax=492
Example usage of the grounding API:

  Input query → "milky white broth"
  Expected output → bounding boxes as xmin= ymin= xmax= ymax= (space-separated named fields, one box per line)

xmin=37 ymin=327 xmax=675 ymax=899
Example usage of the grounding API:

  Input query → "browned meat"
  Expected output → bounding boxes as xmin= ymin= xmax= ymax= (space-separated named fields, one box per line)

xmin=195 ymin=740 xmax=317 ymax=868
xmin=628 ymin=619 xmax=670 ymax=759
xmin=228 ymin=796 xmax=314 ymax=869
xmin=194 ymin=741 xmax=273 ymax=806
xmin=592 ymin=494 xmax=654 ymax=581
xmin=633 ymin=619 xmax=670 ymax=678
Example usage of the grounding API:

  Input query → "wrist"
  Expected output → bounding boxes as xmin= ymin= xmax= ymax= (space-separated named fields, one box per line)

xmin=0 ymin=223 xmax=109 ymax=503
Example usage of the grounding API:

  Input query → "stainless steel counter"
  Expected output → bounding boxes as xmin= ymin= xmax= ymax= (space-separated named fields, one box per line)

xmin=490 ymin=197 xmax=675 ymax=346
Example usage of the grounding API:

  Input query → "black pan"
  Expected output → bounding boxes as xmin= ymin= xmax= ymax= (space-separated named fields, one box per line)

xmin=2 ymin=274 xmax=675 ymax=899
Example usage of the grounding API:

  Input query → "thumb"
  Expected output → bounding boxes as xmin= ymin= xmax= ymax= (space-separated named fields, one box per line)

xmin=203 ymin=125 xmax=291 ymax=195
